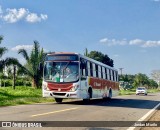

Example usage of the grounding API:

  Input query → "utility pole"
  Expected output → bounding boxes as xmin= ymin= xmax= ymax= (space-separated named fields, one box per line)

xmin=119 ymin=68 xmax=124 ymax=76
xmin=13 ymin=65 xmax=16 ymax=89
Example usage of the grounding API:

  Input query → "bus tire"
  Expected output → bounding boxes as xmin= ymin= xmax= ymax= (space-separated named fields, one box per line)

xmin=108 ymin=89 xmax=112 ymax=100
xmin=55 ymin=98 xmax=63 ymax=103
xmin=83 ymin=88 xmax=92 ymax=104
xmin=88 ymin=87 xmax=92 ymax=99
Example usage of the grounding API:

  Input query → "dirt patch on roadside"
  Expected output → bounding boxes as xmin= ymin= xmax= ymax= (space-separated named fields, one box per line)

xmin=140 ymin=106 xmax=160 ymax=130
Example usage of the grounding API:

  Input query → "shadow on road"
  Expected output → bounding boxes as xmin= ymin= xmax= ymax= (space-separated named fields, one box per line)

xmin=55 ymin=96 xmax=160 ymax=110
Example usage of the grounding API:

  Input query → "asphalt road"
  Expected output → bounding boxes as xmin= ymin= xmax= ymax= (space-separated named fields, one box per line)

xmin=0 ymin=93 xmax=160 ymax=130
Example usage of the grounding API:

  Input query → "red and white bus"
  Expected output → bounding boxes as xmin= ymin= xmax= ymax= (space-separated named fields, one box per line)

xmin=42 ymin=52 xmax=119 ymax=103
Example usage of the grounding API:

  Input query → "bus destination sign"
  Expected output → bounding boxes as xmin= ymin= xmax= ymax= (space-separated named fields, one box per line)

xmin=46 ymin=55 xmax=78 ymax=61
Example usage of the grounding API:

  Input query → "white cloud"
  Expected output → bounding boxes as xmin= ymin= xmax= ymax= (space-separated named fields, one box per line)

xmin=99 ymin=38 xmax=108 ymax=43
xmin=99 ymin=38 xmax=127 ymax=46
xmin=100 ymin=37 xmax=160 ymax=48
xmin=129 ymin=39 xmax=145 ymax=45
xmin=2 ymin=8 xmax=28 ymax=23
xmin=26 ymin=13 xmax=48 ymax=23
xmin=0 ymin=5 xmax=48 ymax=23
xmin=11 ymin=45 xmax=33 ymax=51
xmin=153 ymin=0 xmax=160 ymax=2
xmin=40 ymin=14 xmax=48 ymax=20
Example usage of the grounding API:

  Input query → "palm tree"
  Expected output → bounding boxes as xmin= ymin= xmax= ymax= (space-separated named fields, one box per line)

xmin=0 ymin=35 xmax=23 ymax=88
xmin=18 ymin=41 xmax=45 ymax=88
xmin=84 ymin=48 xmax=89 ymax=57
xmin=0 ymin=35 xmax=7 ymax=71
xmin=0 ymin=35 xmax=21 ymax=72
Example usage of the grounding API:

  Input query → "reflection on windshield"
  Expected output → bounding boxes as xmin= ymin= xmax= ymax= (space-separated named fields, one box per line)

xmin=44 ymin=62 xmax=79 ymax=83
xmin=137 ymin=88 xmax=145 ymax=90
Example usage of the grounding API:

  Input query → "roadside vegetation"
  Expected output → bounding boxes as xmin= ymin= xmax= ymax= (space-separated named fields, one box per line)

xmin=119 ymin=73 xmax=160 ymax=95
xmin=119 ymin=74 xmax=159 ymax=90
xmin=119 ymin=88 xmax=160 ymax=96
xmin=0 ymin=86 xmax=54 ymax=106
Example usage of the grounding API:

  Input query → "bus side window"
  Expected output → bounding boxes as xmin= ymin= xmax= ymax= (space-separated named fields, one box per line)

xmin=101 ymin=66 xmax=103 ymax=79
xmin=109 ymin=69 xmax=111 ymax=80
xmin=90 ymin=62 xmax=93 ymax=77
xmin=107 ymin=68 xmax=110 ymax=80
xmin=85 ymin=60 xmax=88 ymax=76
xmin=95 ymin=64 xmax=98 ymax=78
xmin=111 ymin=70 xmax=113 ymax=81
xmin=114 ymin=71 xmax=117 ymax=81
xmin=102 ymin=67 xmax=105 ymax=79
xmin=116 ymin=71 xmax=118 ymax=81
xmin=112 ymin=70 xmax=115 ymax=81
xmin=93 ymin=63 xmax=96 ymax=77
xmin=98 ymin=65 xmax=101 ymax=79
xmin=105 ymin=68 xmax=107 ymax=80
xmin=80 ymin=58 xmax=87 ymax=76
xmin=87 ymin=61 xmax=90 ymax=76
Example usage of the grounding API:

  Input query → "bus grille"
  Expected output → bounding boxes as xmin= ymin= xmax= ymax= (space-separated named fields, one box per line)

xmin=53 ymin=93 xmax=66 ymax=96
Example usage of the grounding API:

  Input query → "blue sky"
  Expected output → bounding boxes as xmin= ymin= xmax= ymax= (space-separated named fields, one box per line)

xmin=0 ymin=0 xmax=160 ymax=76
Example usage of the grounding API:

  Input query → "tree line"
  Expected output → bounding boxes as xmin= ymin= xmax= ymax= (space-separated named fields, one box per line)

xmin=119 ymin=73 xmax=159 ymax=89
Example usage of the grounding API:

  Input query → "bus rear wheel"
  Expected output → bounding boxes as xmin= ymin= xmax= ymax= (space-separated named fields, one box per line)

xmin=83 ymin=88 xmax=92 ymax=103
xmin=108 ymin=89 xmax=112 ymax=100
xmin=55 ymin=98 xmax=63 ymax=103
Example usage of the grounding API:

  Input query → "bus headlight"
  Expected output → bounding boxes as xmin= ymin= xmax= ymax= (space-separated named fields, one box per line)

xmin=70 ymin=84 xmax=79 ymax=92
xmin=43 ymin=82 xmax=49 ymax=91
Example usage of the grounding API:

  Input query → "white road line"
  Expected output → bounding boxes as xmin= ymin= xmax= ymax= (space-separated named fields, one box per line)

xmin=127 ymin=103 xmax=160 ymax=130
xmin=31 ymin=107 xmax=79 ymax=117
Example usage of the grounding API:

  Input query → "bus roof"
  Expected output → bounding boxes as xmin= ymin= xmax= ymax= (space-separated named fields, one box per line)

xmin=47 ymin=52 xmax=78 ymax=55
xmin=46 ymin=52 xmax=118 ymax=71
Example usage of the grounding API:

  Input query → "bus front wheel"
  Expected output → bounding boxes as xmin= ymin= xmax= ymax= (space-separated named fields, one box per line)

xmin=55 ymin=98 xmax=63 ymax=103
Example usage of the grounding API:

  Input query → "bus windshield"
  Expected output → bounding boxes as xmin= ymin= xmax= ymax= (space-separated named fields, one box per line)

xmin=44 ymin=61 xmax=79 ymax=83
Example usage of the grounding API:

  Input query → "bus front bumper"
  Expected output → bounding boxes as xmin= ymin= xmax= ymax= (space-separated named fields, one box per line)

xmin=43 ymin=90 xmax=80 ymax=99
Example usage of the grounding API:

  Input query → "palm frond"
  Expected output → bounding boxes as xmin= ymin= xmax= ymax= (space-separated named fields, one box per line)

xmin=0 ymin=60 xmax=5 ymax=72
xmin=5 ymin=57 xmax=34 ymax=78
xmin=5 ymin=57 xmax=21 ymax=67
xmin=18 ymin=49 xmax=29 ymax=61
xmin=0 ymin=47 xmax=8 ymax=58
xmin=0 ymin=35 xmax=3 ymax=44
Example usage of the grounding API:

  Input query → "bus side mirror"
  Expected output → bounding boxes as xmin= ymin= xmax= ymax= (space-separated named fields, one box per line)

xmin=38 ymin=62 xmax=43 ymax=71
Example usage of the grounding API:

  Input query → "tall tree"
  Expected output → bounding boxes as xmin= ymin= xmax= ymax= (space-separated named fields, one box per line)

xmin=87 ymin=51 xmax=114 ymax=67
xmin=0 ymin=35 xmax=23 ymax=88
xmin=133 ymin=73 xmax=149 ymax=88
xmin=151 ymin=70 xmax=160 ymax=87
xmin=84 ymin=48 xmax=89 ymax=57
xmin=0 ymin=35 xmax=7 ymax=71
xmin=0 ymin=35 xmax=21 ymax=73
xmin=18 ymin=41 xmax=45 ymax=88
xmin=148 ymin=79 xmax=158 ymax=89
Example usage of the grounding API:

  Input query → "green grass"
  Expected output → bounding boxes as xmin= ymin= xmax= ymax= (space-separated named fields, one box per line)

xmin=147 ymin=89 xmax=160 ymax=93
xmin=119 ymin=89 xmax=136 ymax=95
xmin=1 ymin=86 xmax=160 ymax=106
xmin=119 ymin=88 xmax=160 ymax=96
xmin=0 ymin=86 xmax=54 ymax=106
